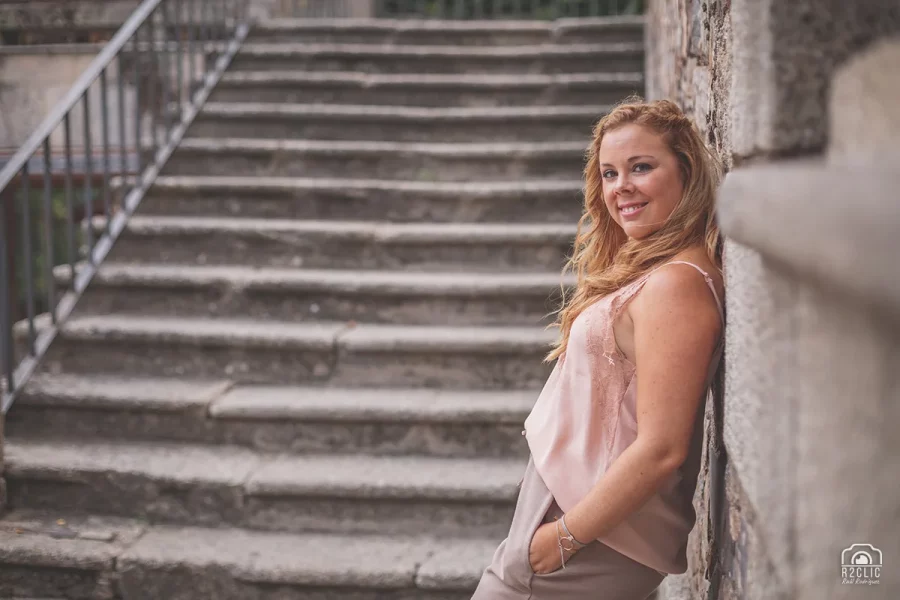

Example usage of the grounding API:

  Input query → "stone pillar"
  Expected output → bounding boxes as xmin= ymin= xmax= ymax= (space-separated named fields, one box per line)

xmin=717 ymin=36 xmax=900 ymax=600
xmin=646 ymin=1 xmax=900 ymax=599
xmin=0 ymin=411 xmax=6 ymax=515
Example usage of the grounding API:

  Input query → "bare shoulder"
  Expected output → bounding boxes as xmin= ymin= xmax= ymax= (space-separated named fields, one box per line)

xmin=630 ymin=251 xmax=723 ymax=338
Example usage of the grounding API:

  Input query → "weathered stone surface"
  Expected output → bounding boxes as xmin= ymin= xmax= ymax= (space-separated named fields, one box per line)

xmin=165 ymin=138 xmax=586 ymax=181
xmin=9 ymin=376 xmax=533 ymax=457
xmin=63 ymin=263 xmax=566 ymax=326
xmin=227 ymin=41 xmax=644 ymax=75
xmin=4 ymin=438 xmax=522 ymax=536
xmin=5 ymin=440 xmax=261 ymax=527
xmin=143 ymin=175 xmax=585 ymax=223
xmin=248 ymin=15 xmax=644 ymax=45
xmin=210 ymin=385 xmax=535 ymax=423
xmin=416 ymin=540 xmax=499 ymax=589
xmin=246 ymin=454 xmax=521 ymax=500
xmin=189 ymin=103 xmax=605 ymax=142
xmin=20 ymin=374 xmax=231 ymax=412
xmin=105 ymin=216 xmax=575 ymax=271
xmin=0 ymin=511 xmax=143 ymax=600
xmin=719 ymin=163 xmax=900 ymax=326
xmin=0 ymin=412 xmax=5 ymax=516
xmin=38 ymin=315 xmax=339 ymax=384
xmin=118 ymin=525 xmax=487 ymax=599
xmin=0 ymin=513 xmax=494 ymax=600
xmin=650 ymin=0 xmax=900 ymax=161
xmin=828 ymin=37 xmax=900 ymax=164
xmin=211 ymin=71 xmax=644 ymax=106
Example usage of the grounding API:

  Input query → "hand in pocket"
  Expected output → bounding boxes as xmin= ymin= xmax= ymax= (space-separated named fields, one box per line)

xmin=528 ymin=521 xmax=567 ymax=575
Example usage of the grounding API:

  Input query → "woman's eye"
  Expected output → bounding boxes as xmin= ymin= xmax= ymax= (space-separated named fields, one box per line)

xmin=602 ymin=170 xmax=616 ymax=179
xmin=633 ymin=163 xmax=652 ymax=173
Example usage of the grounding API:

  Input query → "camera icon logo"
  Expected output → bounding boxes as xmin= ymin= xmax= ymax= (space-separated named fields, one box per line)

xmin=841 ymin=544 xmax=882 ymax=585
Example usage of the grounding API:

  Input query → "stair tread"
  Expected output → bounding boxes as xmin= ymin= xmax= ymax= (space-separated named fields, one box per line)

xmin=79 ymin=262 xmax=572 ymax=293
xmin=237 ymin=40 xmax=643 ymax=57
xmin=220 ymin=69 xmax=643 ymax=87
xmin=200 ymin=101 xmax=604 ymax=119
xmin=153 ymin=174 xmax=583 ymax=192
xmin=5 ymin=439 xmax=524 ymax=499
xmin=49 ymin=315 xmax=556 ymax=353
xmin=20 ymin=373 xmax=536 ymax=422
xmin=0 ymin=511 xmax=498 ymax=589
xmin=255 ymin=15 xmax=643 ymax=33
xmin=21 ymin=374 xmax=231 ymax=412
xmin=116 ymin=215 xmax=577 ymax=241
xmin=177 ymin=137 xmax=588 ymax=156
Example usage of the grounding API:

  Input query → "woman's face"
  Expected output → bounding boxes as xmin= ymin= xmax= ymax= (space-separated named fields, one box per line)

xmin=597 ymin=123 xmax=684 ymax=240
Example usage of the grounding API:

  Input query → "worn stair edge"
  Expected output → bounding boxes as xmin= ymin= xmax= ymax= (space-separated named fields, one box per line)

xmin=16 ymin=314 xmax=559 ymax=354
xmin=4 ymin=439 xmax=522 ymax=501
xmin=175 ymin=138 xmax=588 ymax=158
xmin=18 ymin=374 xmax=535 ymax=424
xmin=103 ymin=215 xmax=577 ymax=244
xmin=253 ymin=15 xmax=644 ymax=34
xmin=0 ymin=513 xmax=498 ymax=591
xmin=235 ymin=41 xmax=643 ymax=58
xmin=151 ymin=175 xmax=584 ymax=196
xmin=218 ymin=70 xmax=644 ymax=89
xmin=58 ymin=263 xmax=572 ymax=297
xmin=119 ymin=525 xmax=498 ymax=590
xmin=197 ymin=102 xmax=607 ymax=121
xmin=19 ymin=375 xmax=232 ymax=413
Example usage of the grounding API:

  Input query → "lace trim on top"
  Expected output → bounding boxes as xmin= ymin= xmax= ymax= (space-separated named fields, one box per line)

xmin=579 ymin=274 xmax=650 ymax=462
xmin=580 ymin=261 xmax=723 ymax=464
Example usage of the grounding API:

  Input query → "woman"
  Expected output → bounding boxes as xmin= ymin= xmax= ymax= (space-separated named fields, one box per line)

xmin=472 ymin=98 xmax=725 ymax=599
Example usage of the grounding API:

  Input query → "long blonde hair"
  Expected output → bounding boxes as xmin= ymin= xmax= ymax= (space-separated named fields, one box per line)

xmin=547 ymin=97 xmax=723 ymax=362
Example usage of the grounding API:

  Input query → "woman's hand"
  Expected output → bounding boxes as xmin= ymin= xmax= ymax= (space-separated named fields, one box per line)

xmin=528 ymin=521 xmax=568 ymax=574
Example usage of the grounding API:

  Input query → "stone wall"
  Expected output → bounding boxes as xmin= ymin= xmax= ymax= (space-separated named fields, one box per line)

xmin=646 ymin=2 xmax=900 ymax=599
xmin=0 ymin=412 xmax=5 ymax=515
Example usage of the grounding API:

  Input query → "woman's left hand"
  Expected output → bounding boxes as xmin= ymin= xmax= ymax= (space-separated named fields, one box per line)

xmin=528 ymin=521 xmax=567 ymax=574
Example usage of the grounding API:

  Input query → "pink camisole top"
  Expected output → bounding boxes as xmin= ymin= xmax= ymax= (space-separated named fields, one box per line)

xmin=523 ymin=260 xmax=725 ymax=575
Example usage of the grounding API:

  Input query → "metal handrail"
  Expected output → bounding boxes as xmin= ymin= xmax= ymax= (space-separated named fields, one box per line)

xmin=1 ymin=0 xmax=250 ymax=411
xmin=0 ymin=1 xmax=160 ymax=193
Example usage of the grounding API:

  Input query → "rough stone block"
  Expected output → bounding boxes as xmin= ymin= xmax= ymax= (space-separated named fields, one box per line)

xmin=0 ymin=412 xmax=4 ymax=514
xmin=828 ymin=37 xmax=900 ymax=164
xmin=731 ymin=0 xmax=900 ymax=158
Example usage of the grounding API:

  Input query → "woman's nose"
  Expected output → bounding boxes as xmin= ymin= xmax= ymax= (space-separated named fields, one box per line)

xmin=615 ymin=174 xmax=634 ymax=194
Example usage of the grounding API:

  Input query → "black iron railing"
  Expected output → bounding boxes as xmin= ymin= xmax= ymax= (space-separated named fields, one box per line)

xmin=0 ymin=0 xmax=249 ymax=411
xmin=284 ymin=0 xmax=644 ymax=19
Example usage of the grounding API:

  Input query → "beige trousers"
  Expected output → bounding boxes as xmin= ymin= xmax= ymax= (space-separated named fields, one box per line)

xmin=471 ymin=456 xmax=666 ymax=600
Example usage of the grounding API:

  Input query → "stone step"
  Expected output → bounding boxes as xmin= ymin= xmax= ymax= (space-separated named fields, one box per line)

xmin=249 ymin=16 xmax=644 ymax=45
xmin=10 ymin=375 xmax=534 ymax=458
xmin=102 ymin=216 xmax=575 ymax=271
xmin=0 ymin=512 xmax=497 ymax=600
xmin=3 ymin=439 xmax=522 ymax=538
xmin=142 ymin=176 xmax=584 ymax=223
xmin=209 ymin=71 xmax=645 ymax=107
xmin=188 ymin=103 xmax=603 ymax=142
xmin=59 ymin=263 xmax=567 ymax=326
xmin=227 ymin=41 xmax=644 ymax=75
xmin=31 ymin=315 xmax=555 ymax=389
xmin=163 ymin=138 xmax=587 ymax=181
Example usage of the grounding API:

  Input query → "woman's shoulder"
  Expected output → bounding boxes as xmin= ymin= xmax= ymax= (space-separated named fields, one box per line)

xmin=630 ymin=250 xmax=724 ymax=329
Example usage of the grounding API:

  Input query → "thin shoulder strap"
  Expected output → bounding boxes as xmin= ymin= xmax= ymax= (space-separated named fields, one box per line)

xmin=659 ymin=261 xmax=725 ymax=325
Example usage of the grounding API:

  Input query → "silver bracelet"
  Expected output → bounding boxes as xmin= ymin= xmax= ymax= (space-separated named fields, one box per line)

xmin=555 ymin=515 xmax=588 ymax=570
xmin=560 ymin=514 xmax=589 ymax=547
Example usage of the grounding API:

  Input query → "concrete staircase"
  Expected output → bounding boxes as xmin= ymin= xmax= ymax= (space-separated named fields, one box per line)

xmin=0 ymin=16 xmax=644 ymax=600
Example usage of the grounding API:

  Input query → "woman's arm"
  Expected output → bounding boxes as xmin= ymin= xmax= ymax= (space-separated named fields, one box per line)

xmin=528 ymin=265 xmax=722 ymax=573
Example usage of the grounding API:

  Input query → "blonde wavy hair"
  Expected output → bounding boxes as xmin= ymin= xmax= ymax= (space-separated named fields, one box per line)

xmin=547 ymin=97 xmax=723 ymax=363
